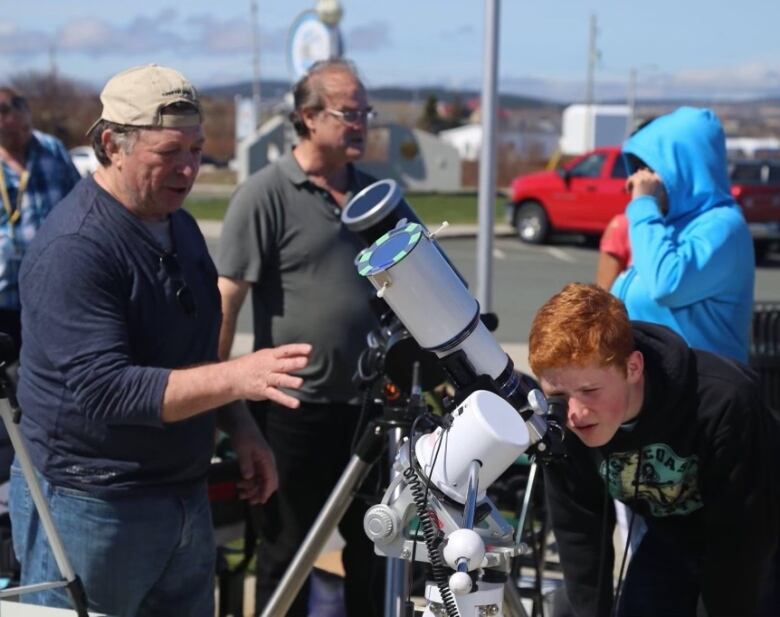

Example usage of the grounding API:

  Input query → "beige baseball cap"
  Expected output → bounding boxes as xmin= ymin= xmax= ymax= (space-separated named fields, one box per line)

xmin=88 ymin=64 xmax=202 ymax=134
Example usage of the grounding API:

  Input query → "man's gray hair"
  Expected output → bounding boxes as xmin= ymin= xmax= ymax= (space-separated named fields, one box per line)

xmin=88 ymin=120 xmax=140 ymax=166
xmin=88 ymin=101 xmax=199 ymax=166
xmin=289 ymin=58 xmax=364 ymax=138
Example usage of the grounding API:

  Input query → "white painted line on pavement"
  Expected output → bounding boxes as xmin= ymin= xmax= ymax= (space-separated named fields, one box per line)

xmin=545 ymin=246 xmax=575 ymax=263
xmin=493 ymin=247 xmax=506 ymax=259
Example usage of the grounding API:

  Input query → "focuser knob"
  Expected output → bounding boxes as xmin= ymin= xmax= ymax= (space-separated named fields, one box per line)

xmin=363 ymin=505 xmax=400 ymax=545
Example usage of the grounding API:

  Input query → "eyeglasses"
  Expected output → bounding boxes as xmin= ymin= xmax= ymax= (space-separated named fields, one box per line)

xmin=0 ymin=97 xmax=26 ymax=115
xmin=160 ymin=252 xmax=197 ymax=317
xmin=324 ymin=107 xmax=377 ymax=124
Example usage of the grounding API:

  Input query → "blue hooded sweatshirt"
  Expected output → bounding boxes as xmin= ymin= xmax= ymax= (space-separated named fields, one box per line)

xmin=611 ymin=107 xmax=754 ymax=362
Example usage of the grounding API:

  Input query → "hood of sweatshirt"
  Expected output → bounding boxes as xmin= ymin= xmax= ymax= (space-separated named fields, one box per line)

xmin=622 ymin=107 xmax=735 ymax=225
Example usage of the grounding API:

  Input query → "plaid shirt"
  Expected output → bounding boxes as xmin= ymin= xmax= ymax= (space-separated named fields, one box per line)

xmin=0 ymin=130 xmax=81 ymax=309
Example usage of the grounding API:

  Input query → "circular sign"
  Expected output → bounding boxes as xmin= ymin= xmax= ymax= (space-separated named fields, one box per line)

xmin=287 ymin=10 xmax=343 ymax=83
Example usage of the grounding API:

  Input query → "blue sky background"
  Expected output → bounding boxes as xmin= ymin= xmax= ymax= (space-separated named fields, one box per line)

xmin=3 ymin=0 xmax=780 ymax=102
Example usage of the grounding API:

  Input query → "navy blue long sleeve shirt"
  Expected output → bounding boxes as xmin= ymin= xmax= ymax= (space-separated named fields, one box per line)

xmin=17 ymin=176 xmax=221 ymax=495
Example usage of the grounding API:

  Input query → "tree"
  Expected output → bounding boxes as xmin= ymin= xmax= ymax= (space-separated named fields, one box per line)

xmin=417 ymin=94 xmax=444 ymax=133
xmin=8 ymin=71 xmax=98 ymax=148
xmin=440 ymin=93 xmax=468 ymax=130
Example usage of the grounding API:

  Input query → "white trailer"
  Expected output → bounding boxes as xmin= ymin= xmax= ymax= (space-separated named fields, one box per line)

xmin=559 ymin=104 xmax=630 ymax=155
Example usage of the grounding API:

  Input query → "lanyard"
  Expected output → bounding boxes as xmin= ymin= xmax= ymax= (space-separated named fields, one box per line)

xmin=0 ymin=162 xmax=30 ymax=227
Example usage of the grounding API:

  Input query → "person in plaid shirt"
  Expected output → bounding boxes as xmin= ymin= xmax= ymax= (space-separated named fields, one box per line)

xmin=0 ymin=86 xmax=80 ymax=353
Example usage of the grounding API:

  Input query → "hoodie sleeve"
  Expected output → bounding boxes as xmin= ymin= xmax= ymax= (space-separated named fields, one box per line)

xmin=626 ymin=196 xmax=749 ymax=307
xmin=696 ymin=378 xmax=779 ymax=616
xmin=543 ymin=442 xmax=616 ymax=617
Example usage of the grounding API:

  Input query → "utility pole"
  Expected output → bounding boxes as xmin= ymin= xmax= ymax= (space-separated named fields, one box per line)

xmin=250 ymin=0 xmax=262 ymax=127
xmin=627 ymin=67 xmax=637 ymax=138
xmin=476 ymin=0 xmax=499 ymax=312
xmin=584 ymin=14 xmax=598 ymax=150
xmin=48 ymin=44 xmax=58 ymax=79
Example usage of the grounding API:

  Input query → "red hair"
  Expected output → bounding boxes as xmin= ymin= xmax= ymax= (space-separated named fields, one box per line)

xmin=528 ymin=283 xmax=635 ymax=375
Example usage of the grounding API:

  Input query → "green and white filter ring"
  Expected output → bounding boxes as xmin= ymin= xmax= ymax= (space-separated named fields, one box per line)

xmin=357 ymin=222 xmax=423 ymax=277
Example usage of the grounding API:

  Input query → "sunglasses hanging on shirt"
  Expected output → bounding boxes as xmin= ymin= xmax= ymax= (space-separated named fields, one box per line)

xmin=159 ymin=252 xmax=198 ymax=318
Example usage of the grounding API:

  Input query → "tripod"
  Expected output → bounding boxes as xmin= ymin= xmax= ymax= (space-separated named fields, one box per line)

xmin=260 ymin=359 xmax=428 ymax=617
xmin=0 ymin=355 xmax=90 ymax=616
xmin=260 ymin=377 xmax=550 ymax=617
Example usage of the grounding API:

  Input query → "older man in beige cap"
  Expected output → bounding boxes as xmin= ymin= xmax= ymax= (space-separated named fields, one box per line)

xmin=9 ymin=64 xmax=311 ymax=617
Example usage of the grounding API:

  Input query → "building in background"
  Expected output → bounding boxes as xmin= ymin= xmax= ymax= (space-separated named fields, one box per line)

xmin=440 ymin=122 xmax=558 ymax=162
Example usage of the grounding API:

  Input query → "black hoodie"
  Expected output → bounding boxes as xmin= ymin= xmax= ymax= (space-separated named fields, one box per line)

xmin=543 ymin=322 xmax=780 ymax=617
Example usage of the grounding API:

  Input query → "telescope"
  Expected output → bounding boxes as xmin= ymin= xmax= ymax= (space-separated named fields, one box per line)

xmin=261 ymin=180 xmax=564 ymax=617
xmin=349 ymin=181 xmax=564 ymax=617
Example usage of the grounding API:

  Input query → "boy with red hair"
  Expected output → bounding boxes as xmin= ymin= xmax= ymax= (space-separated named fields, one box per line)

xmin=529 ymin=283 xmax=778 ymax=617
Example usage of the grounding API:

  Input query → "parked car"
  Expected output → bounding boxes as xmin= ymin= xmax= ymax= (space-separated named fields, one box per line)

xmin=729 ymin=159 xmax=780 ymax=259
xmin=506 ymin=146 xmax=780 ymax=258
xmin=69 ymin=146 xmax=99 ymax=178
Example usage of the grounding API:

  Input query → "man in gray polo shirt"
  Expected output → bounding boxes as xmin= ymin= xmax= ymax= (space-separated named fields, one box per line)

xmin=217 ymin=59 xmax=382 ymax=616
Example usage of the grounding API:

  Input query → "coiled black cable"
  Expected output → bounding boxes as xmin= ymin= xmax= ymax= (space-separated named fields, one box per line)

xmin=404 ymin=464 xmax=460 ymax=617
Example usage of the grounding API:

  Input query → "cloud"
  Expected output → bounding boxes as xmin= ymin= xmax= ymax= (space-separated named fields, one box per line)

xmin=0 ymin=21 xmax=53 ymax=54
xmin=1 ymin=12 xmax=290 ymax=60
xmin=440 ymin=24 xmax=474 ymax=38
xmin=184 ymin=14 xmax=287 ymax=55
xmin=346 ymin=21 xmax=391 ymax=52
xmin=669 ymin=63 xmax=780 ymax=99
xmin=51 ymin=12 xmax=185 ymax=57
xmin=185 ymin=15 xmax=253 ymax=54
xmin=496 ymin=61 xmax=780 ymax=102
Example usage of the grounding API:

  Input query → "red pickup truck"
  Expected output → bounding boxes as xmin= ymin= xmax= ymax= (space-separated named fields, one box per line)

xmin=506 ymin=146 xmax=780 ymax=259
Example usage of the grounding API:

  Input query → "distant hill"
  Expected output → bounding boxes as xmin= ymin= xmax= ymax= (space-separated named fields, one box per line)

xmin=202 ymin=79 xmax=780 ymax=114
xmin=202 ymin=79 xmax=563 ymax=110
xmin=202 ymin=79 xmax=291 ymax=101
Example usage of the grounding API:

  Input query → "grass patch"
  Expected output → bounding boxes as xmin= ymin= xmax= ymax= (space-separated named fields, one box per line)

xmin=184 ymin=198 xmax=231 ymax=220
xmin=184 ymin=192 xmax=507 ymax=225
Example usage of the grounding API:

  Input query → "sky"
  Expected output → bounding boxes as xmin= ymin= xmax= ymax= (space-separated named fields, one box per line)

xmin=2 ymin=0 xmax=780 ymax=103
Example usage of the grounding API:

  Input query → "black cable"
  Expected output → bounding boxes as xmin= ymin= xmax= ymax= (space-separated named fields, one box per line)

xmin=595 ymin=456 xmax=611 ymax=617
xmin=611 ymin=449 xmax=643 ymax=617
xmin=405 ymin=412 xmax=443 ymax=610
xmin=406 ymin=414 xmax=427 ymax=602
xmin=405 ymin=418 xmax=460 ymax=617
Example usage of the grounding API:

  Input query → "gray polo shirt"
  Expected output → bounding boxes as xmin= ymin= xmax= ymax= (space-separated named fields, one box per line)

xmin=217 ymin=152 xmax=378 ymax=404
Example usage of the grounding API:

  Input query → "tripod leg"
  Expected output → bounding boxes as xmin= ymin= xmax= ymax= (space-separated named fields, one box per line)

xmin=504 ymin=579 xmax=531 ymax=617
xmin=261 ymin=421 xmax=385 ymax=617
xmin=0 ymin=399 xmax=90 ymax=617
xmin=513 ymin=461 xmax=543 ymax=617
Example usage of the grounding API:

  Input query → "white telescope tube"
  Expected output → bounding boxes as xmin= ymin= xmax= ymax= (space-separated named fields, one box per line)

xmin=356 ymin=223 xmax=508 ymax=380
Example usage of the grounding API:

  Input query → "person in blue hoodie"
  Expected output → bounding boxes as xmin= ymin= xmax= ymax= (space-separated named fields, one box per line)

xmin=611 ymin=107 xmax=754 ymax=364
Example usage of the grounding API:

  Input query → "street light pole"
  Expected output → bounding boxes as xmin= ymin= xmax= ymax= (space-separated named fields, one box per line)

xmin=476 ymin=0 xmax=500 ymax=313
xmin=584 ymin=14 xmax=598 ymax=150
xmin=627 ymin=67 xmax=637 ymax=137
xmin=250 ymin=0 xmax=261 ymax=127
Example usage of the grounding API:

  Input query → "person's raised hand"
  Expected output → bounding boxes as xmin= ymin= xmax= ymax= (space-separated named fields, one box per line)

xmin=626 ymin=168 xmax=660 ymax=198
xmin=233 ymin=343 xmax=312 ymax=408
xmin=626 ymin=168 xmax=668 ymax=214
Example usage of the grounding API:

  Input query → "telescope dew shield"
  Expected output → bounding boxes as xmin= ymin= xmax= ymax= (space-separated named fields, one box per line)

xmin=341 ymin=179 xmax=425 ymax=246
xmin=355 ymin=222 xmax=508 ymax=383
